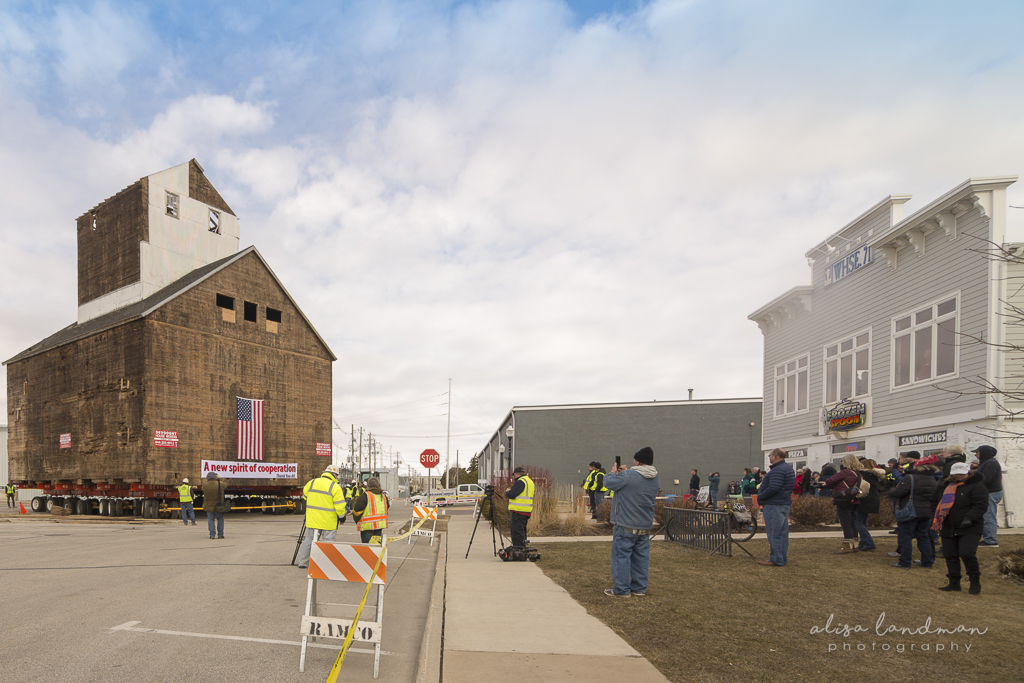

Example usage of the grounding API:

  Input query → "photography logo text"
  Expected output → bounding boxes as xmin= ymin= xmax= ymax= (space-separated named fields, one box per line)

xmin=810 ymin=612 xmax=987 ymax=654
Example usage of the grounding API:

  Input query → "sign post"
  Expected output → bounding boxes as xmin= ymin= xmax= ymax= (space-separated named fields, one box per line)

xmin=420 ymin=449 xmax=440 ymax=505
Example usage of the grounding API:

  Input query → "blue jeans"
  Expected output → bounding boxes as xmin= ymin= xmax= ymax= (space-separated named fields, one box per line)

xmin=984 ymin=491 xmax=1002 ymax=544
xmin=297 ymin=527 xmax=337 ymax=567
xmin=180 ymin=502 xmax=195 ymax=525
xmin=855 ymin=510 xmax=874 ymax=550
xmin=761 ymin=505 xmax=789 ymax=566
xmin=593 ymin=491 xmax=605 ymax=514
xmin=207 ymin=511 xmax=225 ymax=538
xmin=710 ymin=490 xmax=719 ymax=506
xmin=897 ymin=518 xmax=933 ymax=567
xmin=611 ymin=526 xmax=651 ymax=595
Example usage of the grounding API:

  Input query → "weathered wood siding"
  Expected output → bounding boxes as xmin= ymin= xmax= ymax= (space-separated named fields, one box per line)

xmin=6 ymin=322 xmax=146 ymax=482
xmin=77 ymin=180 xmax=148 ymax=306
xmin=144 ymin=251 xmax=333 ymax=486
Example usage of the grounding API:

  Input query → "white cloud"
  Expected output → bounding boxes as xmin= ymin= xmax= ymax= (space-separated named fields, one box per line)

xmin=3 ymin=0 xmax=1024 ymax=471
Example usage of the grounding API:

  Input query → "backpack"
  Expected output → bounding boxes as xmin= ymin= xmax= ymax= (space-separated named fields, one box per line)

xmin=855 ymin=473 xmax=871 ymax=499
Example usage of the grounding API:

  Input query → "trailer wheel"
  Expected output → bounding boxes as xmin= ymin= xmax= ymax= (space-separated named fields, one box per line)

xmin=65 ymin=497 xmax=78 ymax=515
xmin=114 ymin=499 xmax=124 ymax=516
xmin=76 ymin=499 xmax=89 ymax=515
xmin=99 ymin=499 xmax=108 ymax=516
xmin=31 ymin=496 xmax=46 ymax=513
xmin=261 ymin=499 xmax=272 ymax=514
xmin=295 ymin=499 xmax=305 ymax=514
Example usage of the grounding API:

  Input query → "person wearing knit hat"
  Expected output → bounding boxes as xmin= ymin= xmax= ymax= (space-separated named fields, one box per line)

xmin=602 ymin=447 xmax=660 ymax=597
xmin=972 ymin=445 xmax=1003 ymax=547
xmin=506 ymin=466 xmax=535 ymax=549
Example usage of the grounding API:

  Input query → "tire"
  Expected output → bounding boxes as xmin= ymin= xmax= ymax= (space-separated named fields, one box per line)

xmin=145 ymin=499 xmax=156 ymax=519
xmin=46 ymin=498 xmax=55 ymax=512
xmin=99 ymin=499 xmax=109 ymax=516
xmin=76 ymin=498 xmax=89 ymax=515
xmin=31 ymin=496 xmax=46 ymax=513
xmin=261 ymin=499 xmax=272 ymax=514
xmin=65 ymin=497 xmax=78 ymax=515
xmin=114 ymin=499 xmax=124 ymax=516
xmin=731 ymin=515 xmax=757 ymax=542
xmin=273 ymin=497 xmax=286 ymax=515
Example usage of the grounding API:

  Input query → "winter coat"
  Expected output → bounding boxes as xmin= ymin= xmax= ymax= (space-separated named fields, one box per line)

xmin=201 ymin=477 xmax=226 ymax=512
xmin=757 ymin=460 xmax=795 ymax=507
xmin=689 ymin=474 xmax=700 ymax=490
xmin=977 ymin=452 xmax=1003 ymax=493
xmin=707 ymin=475 xmax=720 ymax=493
xmin=604 ymin=466 xmax=660 ymax=530
xmin=741 ymin=474 xmax=758 ymax=495
xmin=819 ymin=463 xmax=837 ymax=480
xmin=824 ymin=468 xmax=860 ymax=508
xmin=857 ymin=468 xmax=886 ymax=515
xmin=888 ymin=466 xmax=938 ymax=520
xmin=929 ymin=471 xmax=989 ymax=537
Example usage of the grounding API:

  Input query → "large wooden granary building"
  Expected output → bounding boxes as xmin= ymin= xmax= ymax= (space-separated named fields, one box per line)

xmin=4 ymin=160 xmax=335 ymax=509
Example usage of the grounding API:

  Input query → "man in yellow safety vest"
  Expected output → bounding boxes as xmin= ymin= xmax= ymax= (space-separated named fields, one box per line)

xmin=5 ymin=483 xmax=16 ymax=508
xmin=506 ymin=466 xmax=535 ymax=548
xmin=353 ymin=477 xmax=389 ymax=544
xmin=583 ymin=462 xmax=607 ymax=520
xmin=178 ymin=478 xmax=196 ymax=525
xmin=296 ymin=466 xmax=348 ymax=569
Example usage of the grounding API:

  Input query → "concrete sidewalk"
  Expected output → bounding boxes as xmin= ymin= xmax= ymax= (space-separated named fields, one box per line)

xmin=426 ymin=511 xmax=669 ymax=683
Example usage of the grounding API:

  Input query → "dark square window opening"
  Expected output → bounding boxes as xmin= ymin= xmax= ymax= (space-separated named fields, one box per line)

xmin=244 ymin=301 xmax=258 ymax=322
xmin=216 ymin=294 xmax=234 ymax=310
xmin=266 ymin=307 xmax=282 ymax=323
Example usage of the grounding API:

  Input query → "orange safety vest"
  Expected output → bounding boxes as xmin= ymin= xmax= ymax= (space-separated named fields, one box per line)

xmin=358 ymin=492 xmax=389 ymax=531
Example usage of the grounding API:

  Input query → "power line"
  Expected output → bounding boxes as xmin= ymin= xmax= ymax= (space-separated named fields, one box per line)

xmin=370 ymin=431 xmax=491 ymax=438
xmin=333 ymin=392 xmax=449 ymax=422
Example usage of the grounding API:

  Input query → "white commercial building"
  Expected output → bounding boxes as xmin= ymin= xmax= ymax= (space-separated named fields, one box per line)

xmin=749 ymin=176 xmax=1020 ymax=528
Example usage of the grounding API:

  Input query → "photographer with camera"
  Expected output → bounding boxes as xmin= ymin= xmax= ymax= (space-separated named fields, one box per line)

xmin=295 ymin=465 xmax=348 ymax=569
xmin=506 ymin=466 xmax=535 ymax=549
xmin=603 ymin=447 xmax=660 ymax=597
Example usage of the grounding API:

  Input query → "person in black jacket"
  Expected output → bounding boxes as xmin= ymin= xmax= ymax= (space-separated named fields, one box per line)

xmin=855 ymin=460 xmax=886 ymax=551
xmin=931 ymin=463 xmax=990 ymax=593
xmin=888 ymin=463 xmax=938 ymax=568
xmin=973 ymin=445 xmax=1003 ymax=547
xmin=689 ymin=470 xmax=700 ymax=500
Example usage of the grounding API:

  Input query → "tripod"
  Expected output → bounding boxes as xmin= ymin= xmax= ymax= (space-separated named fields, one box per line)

xmin=465 ymin=489 xmax=506 ymax=559
xmin=292 ymin=520 xmax=307 ymax=566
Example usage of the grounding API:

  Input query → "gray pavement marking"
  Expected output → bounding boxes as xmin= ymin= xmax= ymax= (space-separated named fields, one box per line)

xmin=107 ymin=620 xmax=395 ymax=655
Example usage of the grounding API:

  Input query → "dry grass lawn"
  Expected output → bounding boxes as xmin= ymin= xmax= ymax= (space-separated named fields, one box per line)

xmin=534 ymin=534 xmax=1024 ymax=683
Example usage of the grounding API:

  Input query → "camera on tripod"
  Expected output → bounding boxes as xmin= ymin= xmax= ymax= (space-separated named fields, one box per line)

xmin=484 ymin=484 xmax=495 ymax=496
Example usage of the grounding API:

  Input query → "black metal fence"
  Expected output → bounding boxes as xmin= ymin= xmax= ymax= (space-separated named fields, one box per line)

xmin=663 ymin=508 xmax=733 ymax=557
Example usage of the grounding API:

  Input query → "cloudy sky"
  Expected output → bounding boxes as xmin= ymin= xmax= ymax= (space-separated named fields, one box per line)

xmin=2 ymin=0 xmax=1024 ymax=475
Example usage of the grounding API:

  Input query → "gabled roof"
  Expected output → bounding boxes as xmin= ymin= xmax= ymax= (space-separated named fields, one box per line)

xmin=4 ymin=246 xmax=336 ymax=365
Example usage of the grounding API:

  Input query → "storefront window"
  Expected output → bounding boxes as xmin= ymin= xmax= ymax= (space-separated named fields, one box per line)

xmin=824 ymin=330 xmax=870 ymax=404
xmin=892 ymin=294 xmax=958 ymax=388
xmin=774 ymin=354 xmax=809 ymax=417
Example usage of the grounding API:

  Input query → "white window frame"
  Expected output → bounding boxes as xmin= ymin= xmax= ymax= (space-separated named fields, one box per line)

xmin=822 ymin=327 xmax=872 ymax=407
xmin=890 ymin=291 xmax=960 ymax=392
xmin=773 ymin=353 xmax=810 ymax=419
xmin=166 ymin=191 xmax=179 ymax=218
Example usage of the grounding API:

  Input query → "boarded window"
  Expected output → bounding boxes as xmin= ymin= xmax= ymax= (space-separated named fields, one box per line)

xmin=216 ymin=294 xmax=234 ymax=310
xmin=166 ymin=192 xmax=179 ymax=218
xmin=244 ymin=301 xmax=257 ymax=322
xmin=266 ymin=307 xmax=282 ymax=323
xmin=209 ymin=209 xmax=221 ymax=233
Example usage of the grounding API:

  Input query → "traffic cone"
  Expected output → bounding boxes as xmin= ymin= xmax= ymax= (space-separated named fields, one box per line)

xmin=20 ymin=502 xmax=28 ymax=514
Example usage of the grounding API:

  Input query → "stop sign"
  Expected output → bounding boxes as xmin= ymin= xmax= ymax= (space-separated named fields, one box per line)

xmin=420 ymin=449 xmax=441 ymax=469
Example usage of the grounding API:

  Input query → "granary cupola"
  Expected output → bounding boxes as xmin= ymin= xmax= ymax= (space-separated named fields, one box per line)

xmin=76 ymin=159 xmax=239 ymax=324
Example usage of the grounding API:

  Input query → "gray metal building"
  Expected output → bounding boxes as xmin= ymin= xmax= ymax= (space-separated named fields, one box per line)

xmin=477 ymin=398 xmax=763 ymax=495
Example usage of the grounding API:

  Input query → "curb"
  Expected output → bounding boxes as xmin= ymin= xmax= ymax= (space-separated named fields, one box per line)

xmin=415 ymin=529 xmax=446 ymax=683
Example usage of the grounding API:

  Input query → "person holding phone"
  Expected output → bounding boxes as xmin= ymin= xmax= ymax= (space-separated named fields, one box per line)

xmin=603 ymin=447 xmax=660 ymax=597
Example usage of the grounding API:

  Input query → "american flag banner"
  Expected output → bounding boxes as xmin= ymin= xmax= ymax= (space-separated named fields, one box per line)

xmin=237 ymin=397 xmax=264 ymax=460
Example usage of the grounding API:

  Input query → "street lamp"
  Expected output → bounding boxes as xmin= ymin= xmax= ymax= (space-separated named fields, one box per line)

xmin=506 ymin=425 xmax=515 ymax=472
xmin=748 ymin=421 xmax=756 ymax=468
xmin=498 ymin=444 xmax=505 ymax=472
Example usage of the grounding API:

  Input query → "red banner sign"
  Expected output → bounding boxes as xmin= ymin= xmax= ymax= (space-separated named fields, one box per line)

xmin=154 ymin=430 xmax=179 ymax=448
xmin=59 ymin=433 xmax=71 ymax=449
xmin=316 ymin=442 xmax=332 ymax=457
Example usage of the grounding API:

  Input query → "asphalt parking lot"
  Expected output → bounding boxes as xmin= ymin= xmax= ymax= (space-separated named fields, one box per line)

xmin=0 ymin=511 xmax=438 ymax=682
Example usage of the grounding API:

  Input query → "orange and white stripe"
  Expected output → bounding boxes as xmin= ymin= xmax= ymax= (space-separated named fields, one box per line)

xmin=309 ymin=543 xmax=387 ymax=584
xmin=412 ymin=506 xmax=438 ymax=520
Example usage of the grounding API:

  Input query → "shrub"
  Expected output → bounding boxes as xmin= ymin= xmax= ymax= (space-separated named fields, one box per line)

xmin=997 ymin=548 xmax=1024 ymax=583
xmin=867 ymin=497 xmax=896 ymax=528
xmin=790 ymin=495 xmax=838 ymax=526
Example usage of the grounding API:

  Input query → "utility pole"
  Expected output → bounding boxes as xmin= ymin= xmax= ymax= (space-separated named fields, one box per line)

xmin=351 ymin=425 xmax=355 ymax=479
xmin=445 ymin=378 xmax=452 ymax=489
xmin=358 ymin=427 xmax=363 ymax=473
